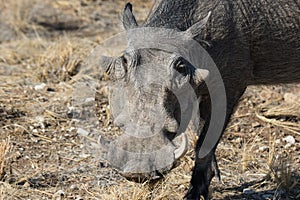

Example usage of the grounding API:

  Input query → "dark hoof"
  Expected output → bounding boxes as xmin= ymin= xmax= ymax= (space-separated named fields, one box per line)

xmin=185 ymin=186 xmax=208 ymax=200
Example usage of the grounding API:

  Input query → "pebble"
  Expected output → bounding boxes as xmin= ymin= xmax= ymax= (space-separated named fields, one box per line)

xmin=282 ymin=135 xmax=295 ymax=145
xmin=79 ymin=153 xmax=90 ymax=158
xmin=23 ymin=181 xmax=30 ymax=188
xmin=69 ymin=127 xmax=76 ymax=132
xmin=251 ymin=122 xmax=261 ymax=128
xmin=77 ymin=128 xmax=89 ymax=137
xmin=275 ymin=139 xmax=281 ymax=144
xmin=259 ymin=146 xmax=268 ymax=152
xmin=34 ymin=83 xmax=47 ymax=90
xmin=54 ymin=189 xmax=65 ymax=199
xmin=70 ymin=184 xmax=78 ymax=190
xmin=84 ymin=97 xmax=95 ymax=102
xmin=243 ymin=188 xmax=255 ymax=194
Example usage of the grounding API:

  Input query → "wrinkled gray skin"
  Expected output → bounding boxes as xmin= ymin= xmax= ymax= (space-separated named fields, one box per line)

xmin=100 ymin=1 xmax=300 ymax=199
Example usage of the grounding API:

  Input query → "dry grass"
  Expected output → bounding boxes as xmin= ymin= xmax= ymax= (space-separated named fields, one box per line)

xmin=37 ymin=37 xmax=95 ymax=82
xmin=99 ymin=164 xmax=191 ymax=200
xmin=270 ymin=155 xmax=298 ymax=192
xmin=0 ymin=38 xmax=46 ymax=65
xmin=0 ymin=37 xmax=95 ymax=83
xmin=265 ymin=134 xmax=298 ymax=193
xmin=0 ymin=137 xmax=10 ymax=180
xmin=257 ymin=113 xmax=300 ymax=136
xmin=1 ymin=0 xmax=41 ymax=39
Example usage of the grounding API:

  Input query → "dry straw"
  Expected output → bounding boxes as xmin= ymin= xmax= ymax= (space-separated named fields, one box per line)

xmin=0 ymin=137 xmax=10 ymax=180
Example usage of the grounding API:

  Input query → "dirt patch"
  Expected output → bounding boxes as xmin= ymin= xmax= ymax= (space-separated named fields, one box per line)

xmin=0 ymin=0 xmax=299 ymax=199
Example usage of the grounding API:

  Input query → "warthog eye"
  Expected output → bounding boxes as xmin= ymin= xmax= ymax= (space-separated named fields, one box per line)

xmin=173 ymin=57 xmax=189 ymax=76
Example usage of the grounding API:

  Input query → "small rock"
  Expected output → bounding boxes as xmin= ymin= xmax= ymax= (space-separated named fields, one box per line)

xmin=54 ymin=189 xmax=65 ymax=199
xmin=34 ymin=83 xmax=47 ymax=90
xmin=84 ymin=97 xmax=95 ymax=102
xmin=259 ymin=146 xmax=268 ymax=152
xmin=23 ymin=181 xmax=30 ymax=188
xmin=251 ymin=122 xmax=261 ymax=128
xmin=18 ymin=147 xmax=24 ymax=151
xmin=243 ymin=188 xmax=255 ymax=194
xmin=283 ymin=135 xmax=295 ymax=145
xmin=79 ymin=153 xmax=90 ymax=158
xmin=275 ymin=139 xmax=281 ymax=144
xmin=69 ymin=127 xmax=76 ymax=132
xmin=77 ymin=128 xmax=89 ymax=137
xmin=70 ymin=184 xmax=78 ymax=190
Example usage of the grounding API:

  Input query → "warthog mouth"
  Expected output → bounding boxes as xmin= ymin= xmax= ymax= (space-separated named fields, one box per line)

xmin=100 ymin=131 xmax=188 ymax=179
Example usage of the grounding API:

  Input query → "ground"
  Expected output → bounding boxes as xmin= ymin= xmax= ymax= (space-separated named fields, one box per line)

xmin=0 ymin=0 xmax=299 ymax=199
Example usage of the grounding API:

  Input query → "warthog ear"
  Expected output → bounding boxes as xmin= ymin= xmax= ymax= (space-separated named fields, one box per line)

xmin=193 ymin=68 xmax=209 ymax=85
xmin=122 ymin=3 xmax=138 ymax=30
xmin=185 ymin=11 xmax=211 ymax=38
xmin=100 ymin=56 xmax=128 ymax=80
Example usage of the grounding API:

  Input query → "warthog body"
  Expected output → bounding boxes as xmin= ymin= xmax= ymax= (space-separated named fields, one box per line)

xmin=100 ymin=0 xmax=299 ymax=199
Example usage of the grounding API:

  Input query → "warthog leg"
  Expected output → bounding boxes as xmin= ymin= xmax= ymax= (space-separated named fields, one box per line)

xmin=186 ymin=86 xmax=246 ymax=200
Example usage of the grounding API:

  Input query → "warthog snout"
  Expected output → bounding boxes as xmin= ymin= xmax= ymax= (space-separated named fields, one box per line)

xmin=98 ymin=2 xmax=210 ymax=180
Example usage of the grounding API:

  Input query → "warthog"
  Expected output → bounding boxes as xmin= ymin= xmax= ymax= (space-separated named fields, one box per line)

xmin=100 ymin=0 xmax=299 ymax=199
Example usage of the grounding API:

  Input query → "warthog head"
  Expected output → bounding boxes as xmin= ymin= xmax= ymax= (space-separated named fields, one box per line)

xmin=100 ymin=4 xmax=210 ymax=179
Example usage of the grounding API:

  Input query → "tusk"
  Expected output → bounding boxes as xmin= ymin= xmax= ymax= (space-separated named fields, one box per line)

xmin=174 ymin=133 xmax=188 ymax=159
xmin=194 ymin=68 xmax=209 ymax=85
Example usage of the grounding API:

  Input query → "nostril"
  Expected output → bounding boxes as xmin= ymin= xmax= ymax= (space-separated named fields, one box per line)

xmin=164 ymin=130 xmax=177 ymax=141
xmin=164 ymin=117 xmax=179 ymax=134
xmin=163 ymin=117 xmax=179 ymax=141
